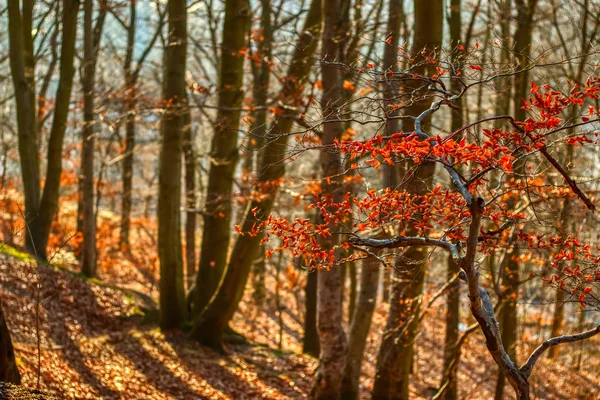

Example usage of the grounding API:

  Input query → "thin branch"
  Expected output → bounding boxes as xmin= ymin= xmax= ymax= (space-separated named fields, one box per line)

xmin=538 ymin=145 xmax=596 ymax=211
xmin=348 ymin=235 xmax=460 ymax=260
xmin=520 ymin=324 xmax=600 ymax=378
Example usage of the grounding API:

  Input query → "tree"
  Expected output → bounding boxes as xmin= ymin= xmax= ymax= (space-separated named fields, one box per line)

xmin=310 ymin=0 xmax=350 ymax=397
xmin=341 ymin=256 xmax=380 ymax=399
xmin=372 ymin=1 xmax=443 ymax=398
xmin=114 ymin=0 xmax=167 ymax=247
xmin=157 ymin=0 xmax=187 ymax=330
xmin=264 ymin=50 xmax=600 ymax=400
xmin=192 ymin=0 xmax=252 ymax=314
xmin=495 ymin=1 xmax=538 ymax=397
xmin=189 ymin=0 xmax=323 ymax=346
xmin=0 ymin=302 xmax=20 ymax=384
xmin=79 ymin=0 xmax=106 ymax=277
xmin=8 ymin=0 xmax=80 ymax=260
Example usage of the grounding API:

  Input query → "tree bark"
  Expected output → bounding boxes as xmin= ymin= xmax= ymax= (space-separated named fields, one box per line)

xmin=31 ymin=0 xmax=80 ymax=260
xmin=189 ymin=0 xmax=322 ymax=346
xmin=303 ymin=269 xmax=320 ymax=356
xmin=7 ymin=0 xmax=40 ymax=250
xmin=120 ymin=0 xmax=138 ymax=247
xmin=341 ymin=256 xmax=380 ymax=399
xmin=495 ymin=1 xmax=537 ymax=397
xmin=372 ymin=1 xmax=443 ymax=398
xmin=0 ymin=302 xmax=20 ymax=384
xmin=442 ymin=1 xmax=464 ymax=397
xmin=80 ymin=0 xmax=99 ymax=277
xmin=311 ymin=1 xmax=349 ymax=397
xmin=158 ymin=0 xmax=187 ymax=330
xmin=182 ymin=103 xmax=197 ymax=290
xmin=193 ymin=0 xmax=252 ymax=314
xmin=8 ymin=0 xmax=80 ymax=260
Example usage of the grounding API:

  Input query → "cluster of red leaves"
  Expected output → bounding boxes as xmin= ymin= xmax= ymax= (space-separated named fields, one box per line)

xmin=254 ymin=77 xmax=600 ymax=304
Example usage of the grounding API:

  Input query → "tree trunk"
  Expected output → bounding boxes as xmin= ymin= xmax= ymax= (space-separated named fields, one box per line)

xmin=120 ymin=98 xmax=136 ymax=247
xmin=8 ymin=0 xmax=80 ymax=260
xmin=119 ymin=0 xmax=138 ymax=247
xmin=7 ymin=0 xmax=41 ymax=251
xmin=183 ymin=103 xmax=197 ymax=290
xmin=372 ymin=1 xmax=443 ymax=398
xmin=0 ymin=302 xmax=20 ymax=384
xmin=30 ymin=0 xmax=80 ymax=260
xmin=442 ymin=2 xmax=464 ymax=397
xmin=443 ymin=257 xmax=461 ymax=399
xmin=495 ymin=2 xmax=537 ymax=397
xmin=157 ymin=0 xmax=187 ymax=330
xmin=189 ymin=0 xmax=321 ymax=346
xmin=311 ymin=1 xmax=349 ymax=397
xmin=341 ymin=257 xmax=380 ymax=399
xmin=303 ymin=269 xmax=320 ymax=356
xmin=80 ymin=0 xmax=98 ymax=277
xmin=347 ymin=261 xmax=357 ymax=323
xmin=193 ymin=0 xmax=251 ymax=314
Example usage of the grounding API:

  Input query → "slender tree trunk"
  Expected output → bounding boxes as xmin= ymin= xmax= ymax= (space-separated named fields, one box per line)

xmin=0 ymin=302 xmax=20 ymax=384
xmin=80 ymin=0 xmax=98 ymax=277
xmin=9 ymin=0 xmax=80 ymax=259
xmin=7 ymin=0 xmax=41 ymax=251
xmin=379 ymin=0 xmax=404 ymax=305
xmin=341 ymin=256 xmax=380 ymax=399
xmin=30 ymin=0 xmax=80 ymax=260
xmin=193 ymin=0 xmax=252 ymax=314
xmin=120 ymin=96 xmax=136 ymax=247
xmin=157 ymin=0 xmax=187 ymax=330
xmin=442 ymin=2 xmax=464 ymax=398
xmin=246 ymin=0 xmax=273 ymax=308
xmin=347 ymin=261 xmax=357 ymax=323
xmin=303 ymin=269 xmax=320 ymax=356
xmin=372 ymin=1 xmax=443 ymax=398
xmin=120 ymin=0 xmax=137 ymax=247
xmin=548 ymin=289 xmax=565 ymax=358
xmin=189 ymin=0 xmax=322 ymax=346
xmin=443 ymin=257 xmax=461 ymax=400
xmin=182 ymin=103 xmax=197 ymax=289
xmin=311 ymin=1 xmax=350 ymax=397
xmin=494 ymin=0 xmax=512 ymax=128
xmin=495 ymin=2 xmax=537 ymax=397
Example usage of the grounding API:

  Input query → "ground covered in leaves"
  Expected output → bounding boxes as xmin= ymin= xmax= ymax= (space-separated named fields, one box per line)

xmin=1 ymin=245 xmax=599 ymax=399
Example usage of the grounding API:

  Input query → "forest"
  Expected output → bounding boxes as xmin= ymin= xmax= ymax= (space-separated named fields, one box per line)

xmin=1 ymin=0 xmax=600 ymax=398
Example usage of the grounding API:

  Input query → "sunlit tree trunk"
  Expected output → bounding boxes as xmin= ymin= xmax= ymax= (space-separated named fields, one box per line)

xmin=372 ymin=1 xmax=443 ymax=398
xmin=442 ymin=1 xmax=464 ymax=398
xmin=80 ymin=0 xmax=103 ymax=277
xmin=311 ymin=1 xmax=350 ymax=397
xmin=157 ymin=0 xmax=187 ymax=330
xmin=189 ymin=0 xmax=322 ymax=347
xmin=303 ymin=269 xmax=320 ymax=356
xmin=7 ymin=0 xmax=41 ymax=251
xmin=120 ymin=0 xmax=138 ymax=247
xmin=193 ymin=0 xmax=252 ymax=314
xmin=8 ymin=0 xmax=80 ymax=260
xmin=495 ymin=1 xmax=537 ymax=398
xmin=341 ymin=256 xmax=380 ymax=399
xmin=182 ymin=104 xmax=197 ymax=290
xmin=246 ymin=0 xmax=273 ymax=311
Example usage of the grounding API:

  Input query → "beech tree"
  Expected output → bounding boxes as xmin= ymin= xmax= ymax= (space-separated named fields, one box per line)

xmin=261 ymin=49 xmax=600 ymax=400
xmin=7 ymin=0 xmax=80 ymax=260
xmin=189 ymin=0 xmax=323 ymax=347
xmin=157 ymin=0 xmax=188 ymax=329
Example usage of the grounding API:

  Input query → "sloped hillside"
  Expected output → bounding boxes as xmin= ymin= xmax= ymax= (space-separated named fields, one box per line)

xmin=0 ymin=246 xmax=599 ymax=399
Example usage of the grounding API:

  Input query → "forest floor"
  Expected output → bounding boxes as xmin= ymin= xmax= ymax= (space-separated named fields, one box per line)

xmin=1 ymin=244 xmax=599 ymax=399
